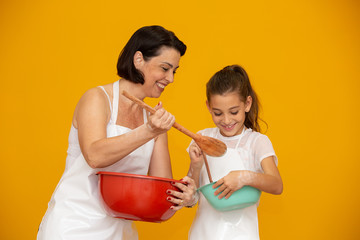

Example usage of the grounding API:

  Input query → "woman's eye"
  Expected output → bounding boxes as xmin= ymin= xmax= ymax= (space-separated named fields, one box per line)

xmin=214 ymin=113 xmax=222 ymax=116
xmin=162 ymin=67 xmax=169 ymax=71
xmin=231 ymin=111 xmax=239 ymax=115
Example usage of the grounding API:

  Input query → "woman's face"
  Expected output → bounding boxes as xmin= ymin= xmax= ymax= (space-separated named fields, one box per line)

xmin=135 ymin=46 xmax=181 ymax=98
xmin=207 ymin=91 xmax=252 ymax=137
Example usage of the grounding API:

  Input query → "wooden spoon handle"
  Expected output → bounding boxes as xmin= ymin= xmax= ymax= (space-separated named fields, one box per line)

xmin=122 ymin=90 xmax=199 ymax=140
xmin=203 ymin=154 xmax=213 ymax=183
xmin=122 ymin=90 xmax=156 ymax=114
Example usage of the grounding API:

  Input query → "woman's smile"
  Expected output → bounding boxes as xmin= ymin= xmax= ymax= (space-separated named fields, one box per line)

xmin=156 ymin=82 xmax=167 ymax=91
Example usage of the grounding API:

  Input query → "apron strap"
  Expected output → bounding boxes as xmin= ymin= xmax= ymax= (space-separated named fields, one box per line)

xmin=111 ymin=80 xmax=120 ymax=125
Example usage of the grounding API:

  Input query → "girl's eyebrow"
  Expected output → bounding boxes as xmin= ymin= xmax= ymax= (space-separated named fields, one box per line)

xmin=212 ymin=106 xmax=240 ymax=111
xmin=229 ymin=106 xmax=240 ymax=110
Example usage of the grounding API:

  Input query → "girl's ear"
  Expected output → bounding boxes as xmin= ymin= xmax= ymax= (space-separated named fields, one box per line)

xmin=245 ymin=96 xmax=252 ymax=112
xmin=133 ymin=51 xmax=144 ymax=69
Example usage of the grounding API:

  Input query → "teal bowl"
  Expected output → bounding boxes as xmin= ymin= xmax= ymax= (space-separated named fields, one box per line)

xmin=198 ymin=182 xmax=261 ymax=211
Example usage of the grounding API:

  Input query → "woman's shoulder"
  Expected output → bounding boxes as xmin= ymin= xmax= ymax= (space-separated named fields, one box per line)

xmin=72 ymin=84 xmax=112 ymax=128
xmin=78 ymin=83 xmax=113 ymax=105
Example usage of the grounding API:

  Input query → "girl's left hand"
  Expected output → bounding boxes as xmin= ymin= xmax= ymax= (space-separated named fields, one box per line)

xmin=166 ymin=176 xmax=198 ymax=210
xmin=213 ymin=170 xmax=250 ymax=199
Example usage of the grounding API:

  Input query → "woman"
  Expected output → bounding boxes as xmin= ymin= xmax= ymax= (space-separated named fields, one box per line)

xmin=37 ymin=25 xmax=197 ymax=240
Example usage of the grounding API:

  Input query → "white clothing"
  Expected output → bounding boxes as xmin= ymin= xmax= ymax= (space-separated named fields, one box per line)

xmin=189 ymin=127 xmax=277 ymax=240
xmin=37 ymin=80 xmax=154 ymax=240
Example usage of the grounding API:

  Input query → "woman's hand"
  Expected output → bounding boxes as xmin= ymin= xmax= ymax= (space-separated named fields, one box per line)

xmin=166 ymin=176 xmax=198 ymax=210
xmin=213 ymin=170 xmax=250 ymax=199
xmin=146 ymin=102 xmax=175 ymax=135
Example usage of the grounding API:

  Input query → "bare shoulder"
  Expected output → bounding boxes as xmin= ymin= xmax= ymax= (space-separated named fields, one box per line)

xmin=72 ymin=86 xmax=111 ymax=128
xmin=79 ymin=87 xmax=109 ymax=107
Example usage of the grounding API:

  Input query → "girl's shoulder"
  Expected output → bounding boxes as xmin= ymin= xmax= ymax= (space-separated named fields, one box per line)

xmin=241 ymin=129 xmax=274 ymax=149
xmin=197 ymin=127 xmax=218 ymax=137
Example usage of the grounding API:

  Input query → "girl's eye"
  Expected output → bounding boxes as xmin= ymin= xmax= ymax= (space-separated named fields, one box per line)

xmin=214 ymin=112 xmax=222 ymax=116
xmin=162 ymin=67 xmax=169 ymax=71
xmin=231 ymin=111 xmax=239 ymax=115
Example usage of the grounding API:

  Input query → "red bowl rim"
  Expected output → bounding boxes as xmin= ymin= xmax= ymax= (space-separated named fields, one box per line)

xmin=96 ymin=171 xmax=184 ymax=184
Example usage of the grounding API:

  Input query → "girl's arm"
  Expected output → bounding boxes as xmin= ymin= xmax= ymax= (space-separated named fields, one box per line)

xmin=74 ymin=88 xmax=174 ymax=169
xmin=214 ymin=156 xmax=283 ymax=199
xmin=187 ymin=142 xmax=204 ymax=188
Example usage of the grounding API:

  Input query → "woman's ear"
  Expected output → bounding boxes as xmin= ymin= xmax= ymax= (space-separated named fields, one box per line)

xmin=133 ymin=51 xmax=144 ymax=69
xmin=245 ymin=96 xmax=252 ymax=112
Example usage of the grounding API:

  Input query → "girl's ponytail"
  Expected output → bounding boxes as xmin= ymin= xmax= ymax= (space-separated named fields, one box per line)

xmin=206 ymin=65 xmax=266 ymax=133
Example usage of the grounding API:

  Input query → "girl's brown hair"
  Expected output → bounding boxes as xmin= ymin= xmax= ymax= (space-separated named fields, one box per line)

xmin=206 ymin=65 xmax=266 ymax=132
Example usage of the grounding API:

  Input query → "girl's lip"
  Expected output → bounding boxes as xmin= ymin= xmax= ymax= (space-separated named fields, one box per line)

xmin=221 ymin=123 xmax=236 ymax=131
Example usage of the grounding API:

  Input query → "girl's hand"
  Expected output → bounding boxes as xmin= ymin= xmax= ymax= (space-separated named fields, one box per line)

xmin=189 ymin=142 xmax=204 ymax=170
xmin=213 ymin=170 xmax=250 ymax=199
xmin=146 ymin=102 xmax=175 ymax=135
xmin=166 ymin=176 xmax=198 ymax=211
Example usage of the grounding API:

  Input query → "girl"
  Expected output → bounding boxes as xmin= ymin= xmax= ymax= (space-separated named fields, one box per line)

xmin=187 ymin=65 xmax=283 ymax=240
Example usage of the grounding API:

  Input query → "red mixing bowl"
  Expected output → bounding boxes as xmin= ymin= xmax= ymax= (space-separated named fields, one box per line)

xmin=97 ymin=171 xmax=183 ymax=223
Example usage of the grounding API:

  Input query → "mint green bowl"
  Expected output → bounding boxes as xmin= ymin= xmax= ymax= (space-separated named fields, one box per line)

xmin=198 ymin=182 xmax=261 ymax=211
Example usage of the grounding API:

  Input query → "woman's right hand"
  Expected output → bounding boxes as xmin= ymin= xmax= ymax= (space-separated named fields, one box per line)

xmin=146 ymin=102 xmax=175 ymax=135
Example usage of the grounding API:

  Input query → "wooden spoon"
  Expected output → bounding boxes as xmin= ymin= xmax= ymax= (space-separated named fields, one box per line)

xmin=122 ymin=91 xmax=227 ymax=157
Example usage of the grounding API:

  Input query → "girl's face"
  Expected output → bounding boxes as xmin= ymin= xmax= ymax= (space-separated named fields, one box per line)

xmin=135 ymin=46 xmax=181 ymax=98
xmin=207 ymin=91 xmax=252 ymax=137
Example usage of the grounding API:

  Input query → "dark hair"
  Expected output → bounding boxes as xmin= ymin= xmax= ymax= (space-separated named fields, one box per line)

xmin=117 ymin=25 xmax=187 ymax=84
xmin=206 ymin=65 xmax=266 ymax=132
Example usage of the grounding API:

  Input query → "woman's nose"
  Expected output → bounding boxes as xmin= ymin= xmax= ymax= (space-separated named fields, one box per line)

xmin=166 ymin=71 xmax=174 ymax=83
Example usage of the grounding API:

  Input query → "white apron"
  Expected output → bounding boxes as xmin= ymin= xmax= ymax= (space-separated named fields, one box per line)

xmin=37 ymin=80 xmax=154 ymax=240
xmin=189 ymin=128 xmax=260 ymax=240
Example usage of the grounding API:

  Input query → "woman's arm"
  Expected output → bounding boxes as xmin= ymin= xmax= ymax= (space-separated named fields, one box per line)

xmin=147 ymin=132 xmax=172 ymax=178
xmin=214 ymin=156 xmax=283 ymax=199
xmin=165 ymin=142 xmax=203 ymax=209
xmin=74 ymin=88 xmax=173 ymax=169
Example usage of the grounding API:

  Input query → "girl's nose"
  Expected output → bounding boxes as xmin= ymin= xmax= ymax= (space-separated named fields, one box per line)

xmin=223 ymin=114 xmax=232 ymax=124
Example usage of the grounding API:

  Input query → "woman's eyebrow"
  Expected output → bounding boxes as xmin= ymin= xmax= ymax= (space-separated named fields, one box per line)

xmin=161 ymin=62 xmax=173 ymax=68
xmin=162 ymin=62 xmax=179 ymax=70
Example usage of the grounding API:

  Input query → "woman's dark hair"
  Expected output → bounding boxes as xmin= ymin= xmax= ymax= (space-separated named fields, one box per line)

xmin=117 ymin=25 xmax=187 ymax=84
xmin=206 ymin=65 xmax=266 ymax=132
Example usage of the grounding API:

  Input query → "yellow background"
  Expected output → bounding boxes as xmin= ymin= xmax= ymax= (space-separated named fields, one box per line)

xmin=1 ymin=0 xmax=359 ymax=239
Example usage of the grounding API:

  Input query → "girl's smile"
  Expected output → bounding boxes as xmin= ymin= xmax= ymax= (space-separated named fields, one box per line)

xmin=221 ymin=122 xmax=238 ymax=132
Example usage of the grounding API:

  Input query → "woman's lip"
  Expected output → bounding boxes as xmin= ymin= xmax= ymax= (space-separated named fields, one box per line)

xmin=156 ymin=82 xmax=166 ymax=89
